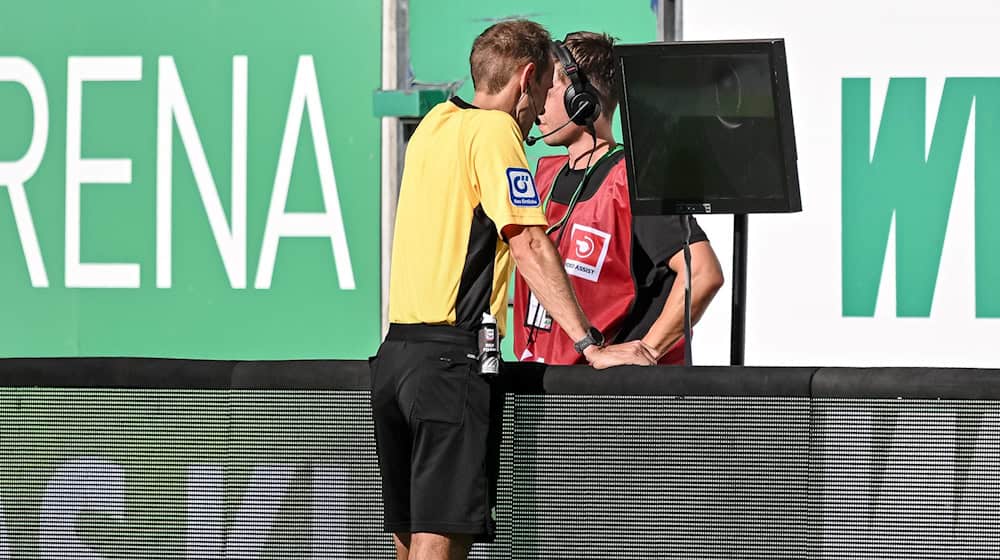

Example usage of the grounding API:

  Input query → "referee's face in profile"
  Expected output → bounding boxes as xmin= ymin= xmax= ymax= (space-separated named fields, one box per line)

xmin=517 ymin=62 xmax=553 ymax=139
xmin=537 ymin=63 xmax=575 ymax=146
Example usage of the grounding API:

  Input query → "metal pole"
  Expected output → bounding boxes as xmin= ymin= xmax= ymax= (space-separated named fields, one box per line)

xmin=673 ymin=0 xmax=683 ymax=41
xmin=730 ymin=214 xmax=748 ymax=365
xmin=656 ymin=0 xmax=682 ymax=41
xmin=380 ymin=0 xmax=409 ymax=336
xmin=657 ymin=0 xmax=680 ymax=41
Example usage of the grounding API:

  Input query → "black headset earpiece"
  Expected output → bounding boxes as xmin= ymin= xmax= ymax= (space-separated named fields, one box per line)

xmin=553 ymin=39 xmax=601 ymax=127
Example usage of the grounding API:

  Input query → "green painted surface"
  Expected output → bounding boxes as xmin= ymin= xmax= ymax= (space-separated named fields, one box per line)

xmin=0 ymin=1 xmax=381 ymax=359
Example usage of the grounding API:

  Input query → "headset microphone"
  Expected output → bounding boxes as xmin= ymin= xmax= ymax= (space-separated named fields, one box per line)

xmin=525 ymin=105 xmax=588 ymax=146
xmin=526 ymin=119 xmax=572 ymax=146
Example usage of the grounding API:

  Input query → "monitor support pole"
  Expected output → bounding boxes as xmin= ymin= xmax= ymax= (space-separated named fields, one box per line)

xmin=730 ymin=214 xmax=748 ymax=366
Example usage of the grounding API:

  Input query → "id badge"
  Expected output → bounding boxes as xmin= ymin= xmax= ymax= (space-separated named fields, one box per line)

xmin=525 ymin=291 xmax=552 ymax=331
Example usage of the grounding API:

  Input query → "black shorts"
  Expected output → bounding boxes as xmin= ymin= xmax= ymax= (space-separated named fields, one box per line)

xmin=369 ymin=323 xmax=503 ymax=542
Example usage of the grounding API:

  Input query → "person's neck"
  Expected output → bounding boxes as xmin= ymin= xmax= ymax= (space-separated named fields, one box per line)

xmin=470 ymin=88 xmax=517 ymax=116
xmin=567 ymin=130 xmax=617 ymax=170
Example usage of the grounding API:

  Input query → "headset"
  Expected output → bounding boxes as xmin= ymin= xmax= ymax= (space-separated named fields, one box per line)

xmin=552 ymin=38 xmax=602 ymax=127
xmin=526 ymin=38 xmax=603 ymax=146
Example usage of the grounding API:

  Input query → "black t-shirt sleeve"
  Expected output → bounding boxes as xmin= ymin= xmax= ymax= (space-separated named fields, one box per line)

xmin=633 ymin=214 xmax=710 ymax=267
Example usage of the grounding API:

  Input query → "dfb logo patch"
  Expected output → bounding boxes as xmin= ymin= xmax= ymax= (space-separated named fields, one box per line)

xmin=506 ymin=168 xmax=540 ymax=207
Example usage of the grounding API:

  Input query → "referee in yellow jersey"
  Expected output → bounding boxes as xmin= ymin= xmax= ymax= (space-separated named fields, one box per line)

xmin=369 ymin=20 xmax=655 ymax=560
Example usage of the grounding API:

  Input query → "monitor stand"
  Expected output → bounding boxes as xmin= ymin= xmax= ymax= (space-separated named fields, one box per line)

xmin=730 ymin=214 xmax=748 ymax=366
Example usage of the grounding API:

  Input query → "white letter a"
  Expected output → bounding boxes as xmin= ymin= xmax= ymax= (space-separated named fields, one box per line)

xmin=255 ymin=55 xmax=355 ymax=290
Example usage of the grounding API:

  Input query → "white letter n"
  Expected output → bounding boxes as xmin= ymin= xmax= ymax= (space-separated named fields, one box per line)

xmin=156 ymin=55 xmax=248 ymax=289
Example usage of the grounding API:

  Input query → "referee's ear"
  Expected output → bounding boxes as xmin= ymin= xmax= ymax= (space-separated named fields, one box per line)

xmin=517 ymin=62 xmax=537 ymax=97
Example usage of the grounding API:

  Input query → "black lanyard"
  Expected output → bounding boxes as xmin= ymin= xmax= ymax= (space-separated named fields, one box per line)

xmin=542 ymin=145 xmax=624 ymax=245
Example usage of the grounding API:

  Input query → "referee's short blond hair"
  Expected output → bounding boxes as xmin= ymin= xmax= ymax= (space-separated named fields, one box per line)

xmin=470 ymin=20 xmax=553 ymax=94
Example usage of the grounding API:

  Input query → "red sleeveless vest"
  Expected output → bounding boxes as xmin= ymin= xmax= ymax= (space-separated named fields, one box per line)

xmin=512 ymin=154 xmax=686 ymax=365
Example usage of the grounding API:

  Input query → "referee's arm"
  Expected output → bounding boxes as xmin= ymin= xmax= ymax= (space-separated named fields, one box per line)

xmin=505 ymin=224 xmax=655 ymax=367
xmin=504 ymin=224 xmax=591 ymax=345
xmin=469 ymin=116 xmax=593 ymax=345
xmin=471 ymin=115 xmax=653 ymax=368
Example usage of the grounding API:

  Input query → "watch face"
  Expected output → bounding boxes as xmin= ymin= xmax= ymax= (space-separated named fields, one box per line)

xmin=590 ymin=327 xmax=605 ymax=346
xmin=575 ymin=327 xmax=606 ymax=354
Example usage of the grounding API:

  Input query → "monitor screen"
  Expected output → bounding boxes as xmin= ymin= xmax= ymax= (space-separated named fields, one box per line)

xmin=615 ymin=40 xmax=801 ymax=214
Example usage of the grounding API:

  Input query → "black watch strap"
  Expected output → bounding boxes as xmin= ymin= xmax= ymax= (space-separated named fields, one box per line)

xmin=574 ymin=326 xmax=605 ymax=354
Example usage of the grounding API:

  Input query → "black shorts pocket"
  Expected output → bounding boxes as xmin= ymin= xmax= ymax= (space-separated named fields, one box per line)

xmin=413 ymin=353 xmax=473 ymax=424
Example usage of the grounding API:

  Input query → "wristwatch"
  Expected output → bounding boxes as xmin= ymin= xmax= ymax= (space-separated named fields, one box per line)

xmin=573 ymin=326 xmax=606 ymax=354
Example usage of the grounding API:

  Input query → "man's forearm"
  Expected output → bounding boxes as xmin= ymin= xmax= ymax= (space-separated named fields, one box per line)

xmin=641 ymin=278 xmax=715 ymax=357
xmin=641 ymin=242 xmax=724 ymax=358
xmin=509 ymin=226 xmax=591 ymax=343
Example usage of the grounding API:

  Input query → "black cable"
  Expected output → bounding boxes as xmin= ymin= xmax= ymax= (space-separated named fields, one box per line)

xmin=682 ymin=214 xmax=693 ymax=367
xmin=552 ymin=131 xmax=598 ymax=246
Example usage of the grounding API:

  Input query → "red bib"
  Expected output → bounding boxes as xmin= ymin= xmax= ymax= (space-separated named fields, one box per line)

xmin=512 ymin=154 xmax=634 ymax=365
xmin=512 ymin=154 xmax=686 ymax=365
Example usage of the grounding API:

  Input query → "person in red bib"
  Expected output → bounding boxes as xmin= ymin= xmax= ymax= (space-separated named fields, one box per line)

xmin=513 ymin=32 xmax=725 ymax=365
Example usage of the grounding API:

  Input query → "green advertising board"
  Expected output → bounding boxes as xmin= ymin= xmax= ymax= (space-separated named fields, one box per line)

xmin=1 ymin=0 xmax=657 ymax=360
xmin=0 ymin=1 xmax=381 ymax=359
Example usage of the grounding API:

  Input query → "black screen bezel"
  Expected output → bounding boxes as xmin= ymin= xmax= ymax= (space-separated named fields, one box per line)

xmin=614 ymin=39 xmax=802 ymax=215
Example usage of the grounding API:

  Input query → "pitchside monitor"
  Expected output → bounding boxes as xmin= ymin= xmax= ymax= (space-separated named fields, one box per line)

xmin=615 ymin=39 xmax=801 ymax=214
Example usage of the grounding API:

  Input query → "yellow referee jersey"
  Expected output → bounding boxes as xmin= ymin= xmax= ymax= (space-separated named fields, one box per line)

xmin=388 ymin=98 xmax=547 ymax=337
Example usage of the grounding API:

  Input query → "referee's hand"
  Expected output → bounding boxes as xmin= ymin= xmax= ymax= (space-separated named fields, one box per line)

xmin=584 ymin=341 xmax=657 ymax=369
